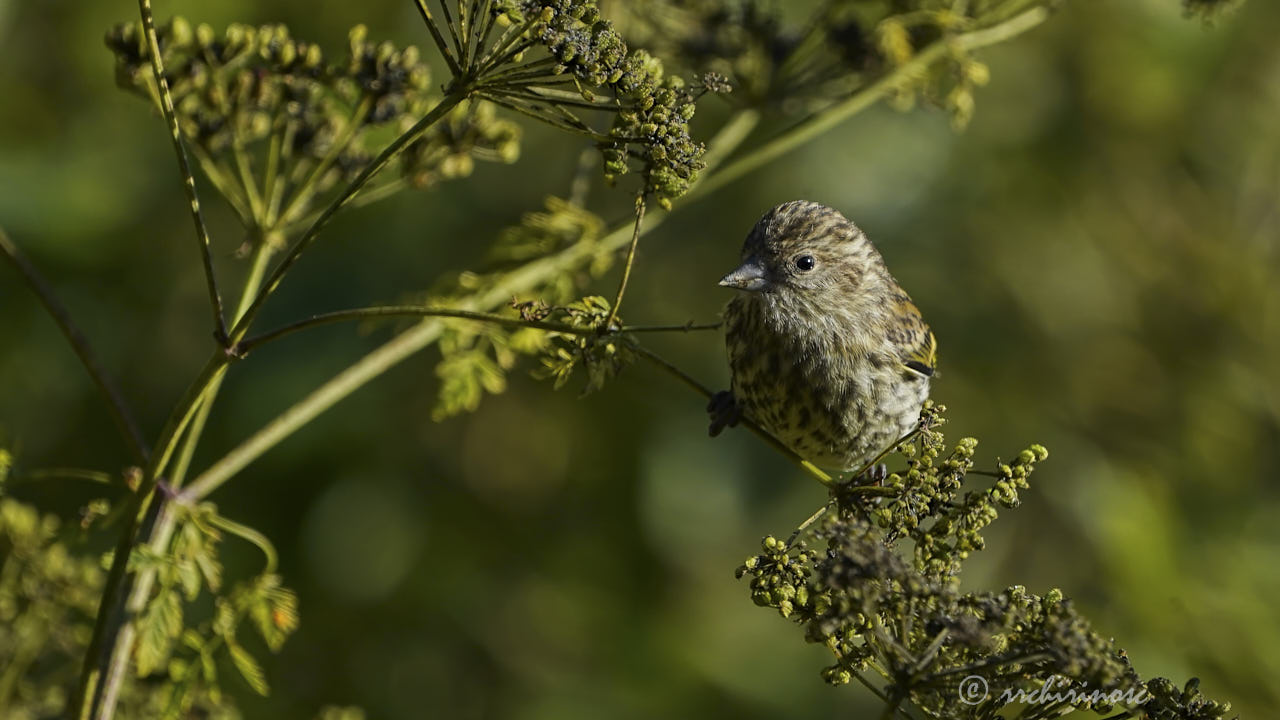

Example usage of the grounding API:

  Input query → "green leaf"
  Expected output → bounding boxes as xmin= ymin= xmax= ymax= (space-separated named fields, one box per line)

xmin=176 ymin=557 xmax=201 ymax=600
xmin=213 ymin=597 xmax=237 ymax=638
xmin=136 ymin=589 xmax=184 ymax=676
xmin=228 ymin=642 xmax=270 ymax=695
xmin=250 ymin=576 xmax=300 ymax=651
xmin=432 ymin=350 xmax=508 ymax=420
xmin=194 ymin=544 xmax=223 ymax=593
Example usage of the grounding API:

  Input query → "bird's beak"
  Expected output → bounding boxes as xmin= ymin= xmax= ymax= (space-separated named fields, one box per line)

xmin=719 ymin=258 xmax=769 ymax=292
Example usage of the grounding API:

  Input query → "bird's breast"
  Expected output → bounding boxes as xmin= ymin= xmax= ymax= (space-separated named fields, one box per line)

xmin=724 ymin=297 xmax=929 ymax=471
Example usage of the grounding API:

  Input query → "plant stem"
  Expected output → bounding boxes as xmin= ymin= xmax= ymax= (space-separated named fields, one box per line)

xmin=631 ymin=344 xmax=833 ymax=486
xmin=18 ymin=468 xmax=118 ymax=486
xmin=182 ymin=4 xmax=1053 ymax=515
xmin=276 ymin=97 xmax=373 ymax=226
xmin=185 ymin=109 xmax=764 ymax=497
xmin=603 ymin=194 xmax=645 ymax=329
xmin=682 ymin=5 xmax=1052 ymax=203
xmin=76 ymin=354 xmax=229 ymax=720
xmin=79 ymin=226 xmax=285 ymax=720
xmin=414 ymin=0 xmax=464 ymax=77
xmin=77 ymin=57 xmax=476 ymax=720
xmin=137 ymin=0 xmax=228 ymax=343
xmin=170 ymin=241 xmax=276 ymax=487
xmin=77 ymin=241 xmax=282 ymax=720
xmin=619 ymin=321 xmax=722 ymax=333
xmin=202 ymin=510 xmax=279 ymax=574
xmin=235 ymin=305 xmax=586 ymax=357
xmin=0 ymin=227 xmax=147 ymax=463
xmin=229 ymin=89 xmax=470 ymax=344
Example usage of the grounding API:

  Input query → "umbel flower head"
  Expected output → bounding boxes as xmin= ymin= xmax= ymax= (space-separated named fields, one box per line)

xmin=737 ymin=403 xmax=1236 ymax=718
xmin=476 ymin=0 xmax=713 ymax=207
xmin=104 ymin=18 xmax=520 ymax=232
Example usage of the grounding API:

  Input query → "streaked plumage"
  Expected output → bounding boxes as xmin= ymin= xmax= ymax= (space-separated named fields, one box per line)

xmin=712 ymin=200 xmax=936 ymax=471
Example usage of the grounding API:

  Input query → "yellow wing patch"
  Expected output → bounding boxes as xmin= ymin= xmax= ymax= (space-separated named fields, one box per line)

xmin=903 ymin=329 xmax=937 ymax=377
xmin=891 ymin=294 xmax=936 ymax=377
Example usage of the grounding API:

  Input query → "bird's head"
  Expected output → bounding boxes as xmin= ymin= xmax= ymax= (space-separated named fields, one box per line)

xmin=719 ymin=200 xmax=881 ymax=302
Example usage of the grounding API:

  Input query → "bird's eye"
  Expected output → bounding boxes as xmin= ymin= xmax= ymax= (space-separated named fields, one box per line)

xmin=794 ymin=255 xmax=816 ymax=272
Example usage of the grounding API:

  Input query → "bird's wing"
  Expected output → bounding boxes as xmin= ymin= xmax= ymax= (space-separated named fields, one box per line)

xmin=891 ymin=296 xmax=937 ymax=377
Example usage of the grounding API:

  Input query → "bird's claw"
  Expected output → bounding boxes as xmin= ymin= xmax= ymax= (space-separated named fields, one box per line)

xmin=707 ymin=390 xmax=742 ymax=437
xmin=863 ymin=463 xmax=889 ymax=486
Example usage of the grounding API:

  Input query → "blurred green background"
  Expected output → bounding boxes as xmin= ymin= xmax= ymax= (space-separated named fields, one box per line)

xmin=2 ymin=0 xmax=1278 ymax=717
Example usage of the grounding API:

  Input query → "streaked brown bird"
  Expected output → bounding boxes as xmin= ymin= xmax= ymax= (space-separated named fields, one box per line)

xmin=709 ymin=200 xmax=936 ymax=472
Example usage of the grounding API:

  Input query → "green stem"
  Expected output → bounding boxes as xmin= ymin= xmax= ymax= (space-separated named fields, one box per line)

xmin=479 ymin=93 xmax=617 ymax=143
xmin=184 ymin=108 xmax=761 ymax=499
xmin=170 ymin=242 xmax=276 ymax=486
xmin=137 ymin=0 xmax=228 ymax=342
xmin=234 ymin=306 xmax=584 ymax=355
xmin=682 ymin=5 xmax=1052 ymax=203
xmin=477 ymin=12 xmax=540 ymax=75
xmin=414 ymin=0 xmax=464 ymax=78
xmin=77 ymin=51 xmax=475 ymax=720
xmin=603 ymin=195 xmax=645 ymax=329
xmin=229 ymin=89 xmax=470 ymax=344
xmin=188 ymin=145 xmax=255 ymax=226
xmin=278 ymin=177 xmax=408 ymax=236
xmin=619 ymin=321 xmax=721 ymax=333
xmin=77 ymin=355 xmax=229 ymax=720
xmin=276 ymin=97 xmax=373 ymax=226
xmin=0 ymin=228 xmax=148 ymax=463
xmin=632 ymin=344 xmax=834 ymax=486
xmin=17 ymin=468 xmax=117 ymax=486
xmin=437 ymin=0 xmax=467 ymax=64
xmin=80 ymin=233 xmax=281 ymax=720
xmin=261 ymin=121 xmax=286 ymax=225
xmin=203 ymin=510 xmax=278 ymax=574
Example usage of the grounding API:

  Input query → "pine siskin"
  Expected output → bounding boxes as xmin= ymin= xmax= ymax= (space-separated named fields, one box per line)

xmin=709 ymin=200 xmax=937 ymax=472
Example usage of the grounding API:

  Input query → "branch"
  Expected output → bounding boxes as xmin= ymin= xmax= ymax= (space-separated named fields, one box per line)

xmin=181 ymin=4 xmax=1054 ymax=504
xmin=234 ymin=306 xmax=586 ymax=357
xmin=0 ymin=227 xmax=148 ymax=463
xmin=138 ymin=0 xmax=229 ymax=343
xmin=604 ymin=194 xmax=645 ymax=329
xmin=413 ymin=0 xmax=463 ymax=78
xmin=630 ymin=344 xmax=833 ymax=486
xmin=682 ymin=5 xmax=1053 ymax=203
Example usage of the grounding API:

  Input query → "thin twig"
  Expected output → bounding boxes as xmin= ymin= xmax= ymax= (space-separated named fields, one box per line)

xmin=622 ymin=321 xmax=722 ymax=333
xmin=0 ymin=227 xmax=148 ymax=463
xmin=278 ymin=177 xmax=409 ymax=236
xmin=478 ymin=93 xmax=616 ymax=143
xmin=169 ymin=241 xmax=276 ymax=486
xmin=603 ymin=195 xmax=646 ymax=329
xmin=277 ymin=97 xmax=373 ymax=225
xmin=9 ymin=467 xmax=119 ymax=487
xmin=785 ymin=500 xmax=834 ymax=547
xmin=235 ymin=305 xmax=586 ymax=357
xmin=228 ymin=89 xmax=470 ymax=344
xmin=201 ymin=509 xmax=279 ymax=574
xmin=179 ymin=111 xmax=766 ymax=495
xmin=469 ymin=0 xmax=498 ymax=71
xmin=414 ymin=0 xmax=464 ymax=78
xmin=631 ymin=344 xmax=834 ymax=485
xmin=138 ymin=0 xmax=229 ymax=344
xmin=682 ymin=5 xmax=1052 ymax=203
xmin=437 ymin=0 xmax=467 ymax=65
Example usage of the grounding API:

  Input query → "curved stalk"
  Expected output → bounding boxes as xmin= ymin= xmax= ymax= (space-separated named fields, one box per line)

xmin=0 ymin=228 xmax=148 ymax=463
